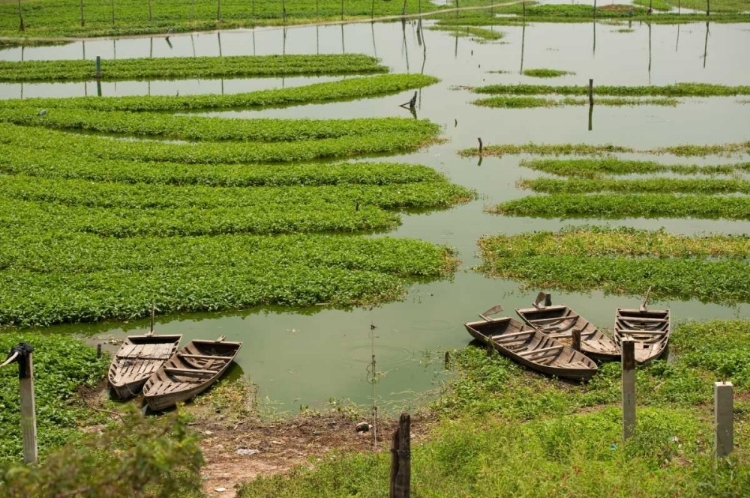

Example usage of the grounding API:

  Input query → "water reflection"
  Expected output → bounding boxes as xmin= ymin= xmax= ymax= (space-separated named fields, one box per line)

xmin=703 ymin=21 xmax=710 ymax=69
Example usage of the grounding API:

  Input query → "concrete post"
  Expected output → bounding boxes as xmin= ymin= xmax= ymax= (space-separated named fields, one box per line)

xmin=622 ymin=339 xmax=636 ymax=440
xmin=715 ymin=381 xmax=733 ymax=458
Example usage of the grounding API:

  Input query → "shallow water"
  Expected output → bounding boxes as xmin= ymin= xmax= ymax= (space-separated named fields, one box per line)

xmin=1 ymin=20 xmax=749 ymax=413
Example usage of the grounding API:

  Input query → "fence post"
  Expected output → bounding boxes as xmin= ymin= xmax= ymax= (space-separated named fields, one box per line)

xmin=341 ymin=0 xmax=345 ymax=20
xmin=390 ymin=413 xmax=411 ymax=498
xmin=17 ymin=0 xmax=24 ymax=31
xmin=1 ymin=343 xmax=37 ymax=464
xmin=622 ymin=339 xmax=636 ymax=440
xmin=111 ymin=0 xmax=115 ymax=26
xmin=706 ymin=0 xmax=710 ymax=15
xmin=715 ymin=381 xmax=733 ymax=458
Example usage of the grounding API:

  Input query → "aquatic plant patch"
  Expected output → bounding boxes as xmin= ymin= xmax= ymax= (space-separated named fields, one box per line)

xmin=520 ymin=177 xmax=750 ymax=195
xmin=0 ymin=54 xmax=388 ymax=82
xmin=0 ymin=74 xmax=438 ymax=112
xmin=473 ymin=96 xmax=678 ymax=108
xmin=0 ymin=107 xmax=438 ymax=143
xmin=0 ymin=123 xmax=440 ymax=164
xmin=0 ymin=235 xmax=458 ymax=327
xmin=0 ymin=333 xmax=108 ymax=461
xmin=633 ymin=0 xmax=749 ymax=12
xmin=520 ymin=158 xmax=748 ymax=178
xmin=522 ymin=68 xmax=574 ymax=78
xmin=0 ymin=0 xmax=436 ymax=38
xmin=460 ymin=143 xmax=634 ymax=157
xmin=0 ymin=145 xmax=444 ymax=187
xmin=478 ymin=230 xmax=750 ymax=304
xmin=473 ymin=82 xmax=750 ymax=97
xmin=492 ymin=193 xmax=750 ymax=220
xmin=429 ymin=25 xmax=505 ymax=41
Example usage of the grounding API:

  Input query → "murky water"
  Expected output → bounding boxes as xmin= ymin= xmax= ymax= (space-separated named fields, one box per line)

xmin=1 ymin=19 xmax=749 ymax=413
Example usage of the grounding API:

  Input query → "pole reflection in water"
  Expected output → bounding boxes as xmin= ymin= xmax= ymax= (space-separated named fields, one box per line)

xmin=371 ymin=22 xmax=377 ymax=57
xmin=402 ymin=19 xmax=410 ymax=73
xmin=341 ymin=24 xmax=346 ymax=54
xmin=676 ymin=24 xmax=680 ymax=53
xmin=648 ymin=22 xmax=652 ymax=83
xmin=703 ymin=21 xmax=710 ymax=69
xmin=520 ymin=22 xmax=526 ymax=73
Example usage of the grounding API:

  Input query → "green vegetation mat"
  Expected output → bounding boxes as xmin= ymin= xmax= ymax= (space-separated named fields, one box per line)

xmin=0 ymin=0 xmax=435 ymax=38
xmin=478 ymin=227 xmax=750 ymax=302
xmin=429 ymin=25 xmax=505 ymax=41
xmin=239 ymin=318 xmax=750 ymax=496
xmin=473 ymin=82 xmax=750 ymax=97
xmin=493 ymin=193 xmax=750 ymax=220
xmin=473 ymin=96 xmax=678 ymax=108
xmin=522 ymin=68 xmax=573 ymax=78
xmin=633 ymin=0 xmax=749 ymax=13
xmin=461 ymin=141 xmax=750 ymax=157
xmin=521 ymin=157 xmax=750 ymax=177
xmin=0 ymin=74 xmax=438 ymax=112
xmin=0 ymin=54 xmax=387 ymax=82
xmin=520 ymin=177 xmax=750 ymax=194
xmin=0 ymin=334 xmax=108 ymax=461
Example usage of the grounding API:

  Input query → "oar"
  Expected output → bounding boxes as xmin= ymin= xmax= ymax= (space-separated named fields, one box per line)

xmin=640 ymin=287 xmax=652 ymax=312
xmin=533 ymin=292 xmax=552 ymax=309
xmin=479 ymin=303 xmax=504 ymax=321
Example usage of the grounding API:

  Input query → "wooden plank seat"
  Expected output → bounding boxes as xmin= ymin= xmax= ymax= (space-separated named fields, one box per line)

xmin=518 ymin=345 xmax=563 ymax=357
xmin=164 ymin=367 xmax=217 ymax=376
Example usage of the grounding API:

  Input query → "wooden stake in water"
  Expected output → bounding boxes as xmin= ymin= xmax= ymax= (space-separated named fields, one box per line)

xmin=588 ymin=79 xmax=594 ymax=106
xmin=95 ymin=55 xmax=101 ymax=79
xmin=715 ymin=381 xmax=734 ymax=458
xmin=341 ymin=0 xmax=345 ymax=20
xmin=706 ymin=0 xmax=710 ymax=15
xmin=111 ymin=0 xmax=115 ymax=25
xmin=217 ymin=0 xmax=221 ymax=21
xmin=622 ymin=339 xmax=636 ymax=440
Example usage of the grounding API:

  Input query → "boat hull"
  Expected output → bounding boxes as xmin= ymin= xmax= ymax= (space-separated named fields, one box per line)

xmin=614 ymin=308 xmax=671 ymax=365
xmin=108 ymin=334 xmax=182 ymax=400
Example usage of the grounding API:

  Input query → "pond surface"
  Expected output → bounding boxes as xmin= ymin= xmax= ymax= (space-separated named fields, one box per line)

xmin=2 ymin=19 xmax=749 ymax=414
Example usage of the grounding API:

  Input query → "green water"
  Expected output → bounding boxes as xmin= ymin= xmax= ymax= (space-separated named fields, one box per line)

xmin=1 ymin=20 xmax=749 ymax=413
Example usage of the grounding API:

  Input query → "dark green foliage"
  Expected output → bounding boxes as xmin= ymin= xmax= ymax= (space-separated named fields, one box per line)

xmin=521 ymin=177 xmax=750 ymax=194
xmin=521 ymin=158 xmax=749 ymax=178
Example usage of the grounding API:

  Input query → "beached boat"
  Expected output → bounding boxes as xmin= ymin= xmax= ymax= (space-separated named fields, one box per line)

xmin=516 ymin=293 xmax=620 ymax=362
xmin=614 ymin=307 xmax=671 ymax=364
xmin=108 ymin=334 xmax=182 ymax=400
xmin=464 ymin=312 xmax=598 ymax=381
xmin=142 ymin=337 xmax=242 ymax=411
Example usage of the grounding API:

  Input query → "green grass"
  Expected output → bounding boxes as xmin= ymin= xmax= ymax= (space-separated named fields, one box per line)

xmin=0 ymin=333 xmax=108 ymax=462
xmin=522 ymin=68 xmax=574 ymax=78
xmin=493 ymin=193 xmax=750 ymax=221
xmin=461 ymin=143 xmax=634 ymax=157
xmin=0 ymin=0 xmax=436 ymax=38
xmin=520 ymin=177 xmax=750 ymax=194
xmin=520 ymin=158 xmax=749 ymax=177
xmin=473 ymin=96 xmax=679 ymax=108
xmin=0 ymin=54 xmax=388 ymax=82
xmin=478 ymin=227 xmax=750 ymax=303
xmin=473 ymin=82 xmax=750 ymax=97
xmin=0 ymin=74 xmax=438 ymax=112
xmin=633 ymin=0 xmax=750 ymax=12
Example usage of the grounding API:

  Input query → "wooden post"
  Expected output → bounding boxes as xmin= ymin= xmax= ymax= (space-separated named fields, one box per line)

xmin=571 ymin=329 xmax=581 ymax=352
xmin=402 ymin=0 xmax=407 ymax=16
xmin=95 ymin=55 xmax=101 ymax=78
xmin=17 ymin=0 xmax=24 ymax=31
xmin=371 ymin=0 xmax=375 ymax=18
xmin=593 ymin=0 xmax=597 ymax=19
xmin=96 ymin=79 xmax=102 ymax=96
xmin=477 ymin=137 xmax=483 ymax=155
xmin=282 ymin=0 xmax=286 ymax=23
xmin=111 ymin=0 xmax=115 ymax=25
xmin=192 ymin=0 xmax=196 ymax=21
xmin=588 ymin=79 xmax=594 ymax=106
xmin=390 ymin=413 xmax=411 ymax=498
xmin=80 ymin=0 xmax=85 ymax=26
xmin=715 ymin=382 xmax=733 ymax=458
xmin=706 ymin=0 xmax=710 ymax=15
xmin=622 ymin=339 xmax=636 ymax=440
xmin=341 ymin=0 xmax=345 ymax=20
xmin=217 ymin=0 xmax=221 ymax=21
xmin=97 ymin=344 xmax=102 ymax=358
xmin=588 ymin=104 xmax=593 ymax=131
xmin=444 ymin=351 xmax=450 ymax=369
xmin=148 ymin=0 xmax=152 ymax=21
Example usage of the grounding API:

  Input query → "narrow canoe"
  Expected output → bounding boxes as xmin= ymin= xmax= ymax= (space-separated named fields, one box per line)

xmin=614 ymin=308 xmax=671 ymax=364
xmin=464 ymin=316 xmax=598 ymax=381
xmin=142 ymin=338 xmax=242 ymax=411
xmin=108 ymin=334 xmax=182 ymax=400
xmin=516 ymin=304 xmax=620 ymax=362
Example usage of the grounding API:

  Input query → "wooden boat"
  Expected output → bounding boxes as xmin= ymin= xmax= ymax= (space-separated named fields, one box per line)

xmin=516 ymin=293 xmax=620 ymax=362
xmin=108 ymin=333 xmax=182 ymax=400
xmin=614 ymin=307 xmax=671 ymax=365
xmin=143 ymin=337 xmax=242 ymax=411
xmin=464 ymin=312 xmax=598 ymax=381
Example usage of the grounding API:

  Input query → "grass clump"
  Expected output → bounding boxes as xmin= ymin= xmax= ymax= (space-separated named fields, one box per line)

xmin=633 ymin=0 xmax=750 ymax=12
xmin=492 ymin=193 xmax=750 ymax=221
xmin=460 ymin=143 xmax=633 ymax=157
xmin=473 ymin=82 xmax=750 ymax=97
xmin=521 ymin=157 xmax=748 ymax=177
xmin=0 ymin=74 xmax=438 ymax=113
xmin=430 ymin=25 xmax=505 ymax=41
xmin=478 ymin=227 xmax=750 ymax=303
xmin=522 ymin=68 xmax=574 ymax=78
xmin=0 ymin=333 xmax=108 ymax=461
xmin=473 ymin=96 xmax=678 ymax=108
xmin=0 ymin=54 xmax=387 ymax=82
xmin=520 ymin=177 xmax=750 ymax=194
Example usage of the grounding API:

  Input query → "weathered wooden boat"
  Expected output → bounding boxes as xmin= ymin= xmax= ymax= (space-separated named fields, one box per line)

xmin=516 ymin=293 xmax=620 ymax=362
xmin=464 ymin=307 xmax=598 ymax=381
xmin=108 ymin=334 xmax=182 ymax=400
xmin=142 ymin=337 xmax=242 ymax=411
xmin=614 ymin=307 xmax=671 ymax=365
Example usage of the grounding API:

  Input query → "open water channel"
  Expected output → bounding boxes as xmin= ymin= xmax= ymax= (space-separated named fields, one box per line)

xmin=1 ymin=18 xmax=749 ymax=413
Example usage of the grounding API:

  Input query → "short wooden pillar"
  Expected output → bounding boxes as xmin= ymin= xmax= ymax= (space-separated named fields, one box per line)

xmin=390 ymin=413 xmax=411 ymax=498
xmin=715 ymin=381 xmax=733 ymax=458
xmin=571 ymin=329 xmax=581 ymax=352
xmin=621 ymin=339 xmax=636 ymax=440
